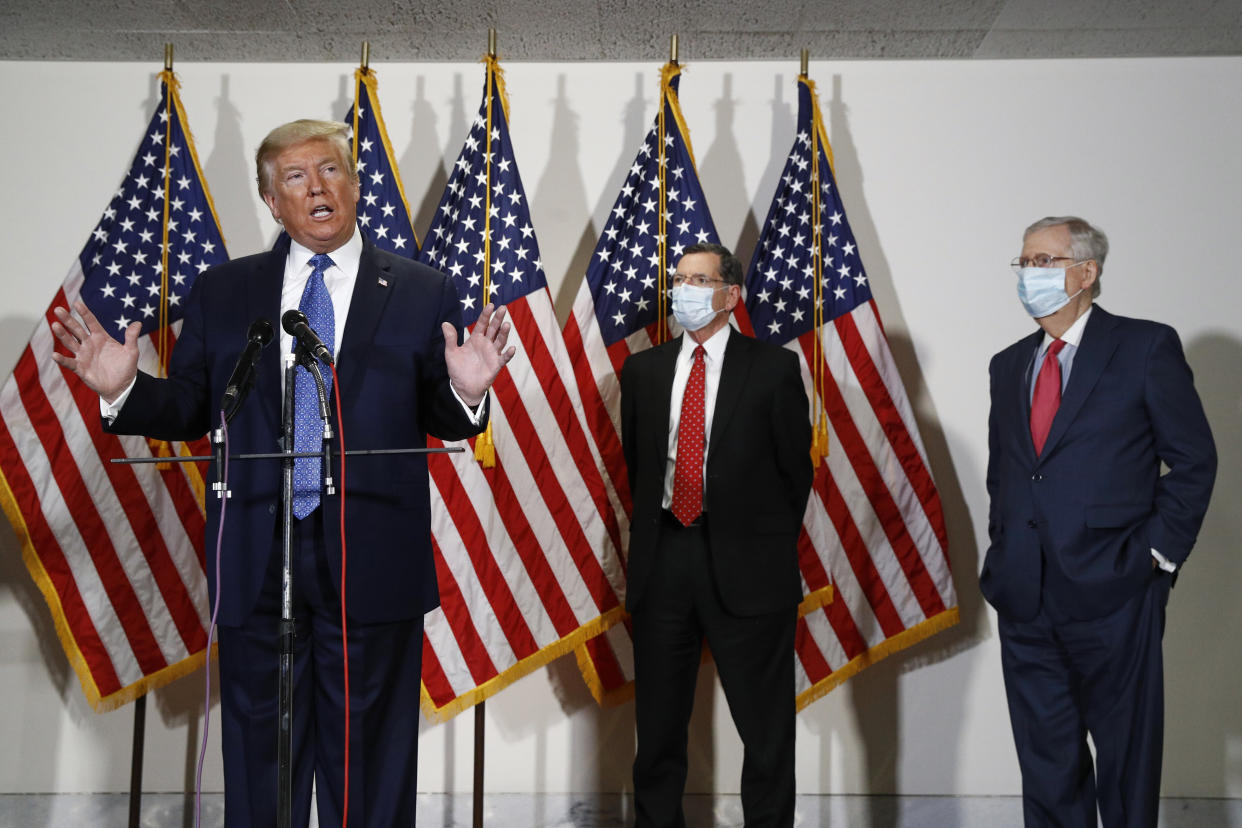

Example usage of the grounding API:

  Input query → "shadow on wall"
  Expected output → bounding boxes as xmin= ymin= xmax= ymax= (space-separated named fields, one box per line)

xmin=202 ymin=74 xmax=267 ymax=259
xmin=793 ymin=74 xmax=990 ymax=822
xmin=549 ymin=71 xmax=654 ymax=322
xmin=403 ymin=74 xmax=455 ymax=251
xmin=1164 ymin=332 xmax=1242 ymax=798
xmin=409 ymin=73 xmax=466 ymax=259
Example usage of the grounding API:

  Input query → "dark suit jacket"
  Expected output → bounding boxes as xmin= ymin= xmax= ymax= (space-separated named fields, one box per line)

xmin=621 ymin=327 xmax=813 ymax=617
xmin=108 ymin=235 xmax=484 ymax=627
xmin=981 ymin=305 xmax=1216 ymax=623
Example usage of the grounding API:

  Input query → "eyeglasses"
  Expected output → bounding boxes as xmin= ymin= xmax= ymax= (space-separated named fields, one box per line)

xmin=1010 ymin=255 xmax=1087 ymax=272
xmin=672 ymin=273 xmax=726 ymax=288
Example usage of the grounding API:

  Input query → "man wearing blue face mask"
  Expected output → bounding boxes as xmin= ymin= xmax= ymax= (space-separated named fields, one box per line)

xmin=982 ymin=216 xmax=1216 ymax=827
xmin=620 ymin=243 xmax=812 ymax=827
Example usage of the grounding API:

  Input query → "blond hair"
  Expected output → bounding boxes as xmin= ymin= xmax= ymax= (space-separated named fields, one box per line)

xmin=255 ymin=119 xmax=355 ymax=197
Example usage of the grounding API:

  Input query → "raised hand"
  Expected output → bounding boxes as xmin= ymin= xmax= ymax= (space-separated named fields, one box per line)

xmin=442 ymin=303 xmax=516 ymax=407
xmin=50 ymin=300 xmax=141 ymax=404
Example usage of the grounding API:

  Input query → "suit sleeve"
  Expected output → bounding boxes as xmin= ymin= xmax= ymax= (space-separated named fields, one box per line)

xmin=985 ymin=353 xmax=1004 ymax=551
xmin=108 ymin=271 xmax=213 ymax=441
xmin=619 ymin=355 xmax=639 ymax=503
xmin=1141 ymin=325 xmax=1217 ymax=565
xmin=771 ymin=348 xmax=814 ymax=523
xmin=418 ymin=271 xmax=489 ymax=442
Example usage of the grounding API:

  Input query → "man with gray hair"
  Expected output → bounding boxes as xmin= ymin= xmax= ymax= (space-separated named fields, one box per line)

xmin=981 ymin=216 xmax=1216 ymax=826
xmin=51 ymin=119 xmax=515 ymax=827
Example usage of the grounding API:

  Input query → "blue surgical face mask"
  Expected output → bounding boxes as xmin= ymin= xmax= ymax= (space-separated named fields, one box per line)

xmin=1015 ymin=266 xmax=1084 ymax=318
xmin=670 ymin=283 xmax=723 ymax=331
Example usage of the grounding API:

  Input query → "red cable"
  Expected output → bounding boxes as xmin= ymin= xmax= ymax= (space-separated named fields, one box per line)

xmin=331 ymin=364 xmax=351 ymax=826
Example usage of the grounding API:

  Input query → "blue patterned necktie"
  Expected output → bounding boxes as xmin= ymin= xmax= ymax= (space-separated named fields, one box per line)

xmin=292 ymin=253 xmax=335 ymax=519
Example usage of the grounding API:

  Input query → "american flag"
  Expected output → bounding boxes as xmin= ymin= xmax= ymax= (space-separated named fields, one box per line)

xmin=563 ymin=62 xmax=739 ymax=702
xmin=345 ymin=66 xmax=419 ymax=257
xmin=415 ymin=56 xmax=626 ymax=719
xmin=0 ymin=70 xmax=228 ymax=710
xmin=745 ymin=76 xmax=957 ymax=706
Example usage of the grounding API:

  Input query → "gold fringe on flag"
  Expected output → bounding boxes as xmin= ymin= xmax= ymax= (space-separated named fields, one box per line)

xmin=469 ymin=53 xmax=511 ymax=468
xmin=805 ymin=75 xmax=832 ymax=467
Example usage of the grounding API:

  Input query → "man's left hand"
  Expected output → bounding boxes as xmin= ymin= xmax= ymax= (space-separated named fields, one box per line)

xmin=443 ymin=303 xmax=516 ymax=407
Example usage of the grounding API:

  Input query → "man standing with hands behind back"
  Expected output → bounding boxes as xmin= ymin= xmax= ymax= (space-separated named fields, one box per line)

xmin=982 ymin=216 xmax=1216 ymax=827
xmin=622 ymin=242 xmax=813 ymax=827
xmin=50 ymin=119 xmax=514 ymax=827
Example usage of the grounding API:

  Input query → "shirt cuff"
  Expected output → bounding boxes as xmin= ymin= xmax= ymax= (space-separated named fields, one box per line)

xmin=1151 ymin=548 xmax=1177 ymax=573
xmin=99 ymin=377 xmax=138 ymax=423
xmin=450 ymin=385 xmax=487 ymax=426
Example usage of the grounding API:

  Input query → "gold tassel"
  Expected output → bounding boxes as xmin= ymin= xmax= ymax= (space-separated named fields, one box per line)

xmin=809 ymin=411 xmax=829 ymax=466
xmin=474 ymin=422 xmax=496 ymax=467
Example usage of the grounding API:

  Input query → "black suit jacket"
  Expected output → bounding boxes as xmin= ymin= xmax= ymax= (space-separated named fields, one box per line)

xmin=621 ymin=327 xmax=813 ymax=617
xmin=109 ymin=234 xmax=485 ymax=626
xmin=981 ymin=305 xmax=1216 ymax=622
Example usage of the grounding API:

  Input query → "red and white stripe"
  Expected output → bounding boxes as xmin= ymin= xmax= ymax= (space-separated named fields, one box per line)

xmin=420 ymin=287 xmax=630 ymax=717
xmin=0 ymin=262 xmax=211 ymax=710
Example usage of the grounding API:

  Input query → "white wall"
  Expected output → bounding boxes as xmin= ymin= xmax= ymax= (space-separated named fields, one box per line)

xmin=1 ymin=56 xmax=1239 ymax=799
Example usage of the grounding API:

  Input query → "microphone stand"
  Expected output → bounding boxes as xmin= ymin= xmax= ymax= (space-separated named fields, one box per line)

xmin=115 ymin=351 xmax=463 ymax=828
xmin=276 ymin=352 xmax=297 ymax=828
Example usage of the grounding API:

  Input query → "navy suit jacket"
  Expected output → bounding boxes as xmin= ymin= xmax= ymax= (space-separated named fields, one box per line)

xmin=981 ymin=305 xmax=1216 ymax=623
xmin=108 ymin=235 xmax=484 ymax=627
xmin=621 ymin=328 xmax=813 ymax=617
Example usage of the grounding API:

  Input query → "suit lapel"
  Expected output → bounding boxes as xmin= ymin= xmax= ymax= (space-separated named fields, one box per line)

xmin=252 ymin=235 xmax=291 ymax=435
xmin=1038 ymin=305 xmax=1120 ymax=460
xmin=1013 ymin=329 xmax=1043 ymax=462
xmin=337 ymin=240 xmax=396 ymax=404
xmin=707 ymin=328 xmax=753 ymax=461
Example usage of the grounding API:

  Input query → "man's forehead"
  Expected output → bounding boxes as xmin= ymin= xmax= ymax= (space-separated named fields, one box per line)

xmin=1022 ymin=225 xmax=1070 ymax=252
xmin=274 ymin=140 xmax=341 ymax=166
xmin=675 ymin=252 xmax=720 ymax=274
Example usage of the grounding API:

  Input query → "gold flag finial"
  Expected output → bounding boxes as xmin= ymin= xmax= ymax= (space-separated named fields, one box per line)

xmin=800 ymin=48 xmax=809 ymax=77
xmin=488 ymin=28 xmax=497 ymax=58
xmin=670 ymin=33 xmax=679 ymax=64
xmin=360 ymin=41 xmax=370 ymax=72
xmin=164 ymin=43 xmax=173 ymax=71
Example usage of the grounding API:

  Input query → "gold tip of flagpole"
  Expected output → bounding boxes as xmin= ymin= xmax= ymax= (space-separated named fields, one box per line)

xmin=670 ymin=33 xmax=679 ymax=64
xmin=800 ymin=48 xmax=809 ymax=77
xmin=488 ymin=28 xmax=497 ymax=58
xmin=360 ymin=41 xmax=370 ymax=71
xmin=163 ymin=43 xmax=173 ymax=71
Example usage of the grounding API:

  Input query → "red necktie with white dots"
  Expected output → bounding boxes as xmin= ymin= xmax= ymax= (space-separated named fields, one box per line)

xmin=670 ymin=345 xmax=706 ymax=526
xmin=1030 ymin=338 xmax=1066 ymax=456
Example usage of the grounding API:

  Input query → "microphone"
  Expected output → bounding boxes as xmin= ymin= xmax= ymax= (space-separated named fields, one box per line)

xmin=282 ymin=309 xmax=334 ymax=366
xmin=220 ymin=318 xmax=275 ymax=414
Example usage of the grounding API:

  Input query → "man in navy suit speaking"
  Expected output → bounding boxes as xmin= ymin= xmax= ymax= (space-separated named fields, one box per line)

xmin=982 ymin=216 xmax=1216 ymax=827
xmin=50 ymin=119 xmax=515 ymax=827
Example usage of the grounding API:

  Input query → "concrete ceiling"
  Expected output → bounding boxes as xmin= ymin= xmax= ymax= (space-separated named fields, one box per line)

xmin=3 ymin=0 xmax=1240 ymax=62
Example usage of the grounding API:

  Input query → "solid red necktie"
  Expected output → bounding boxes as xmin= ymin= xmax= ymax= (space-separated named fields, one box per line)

xmin=1030 ymin=338 xmax=1066 ymax=456
xmin=670 ymin=346 xmax=706 ymax=526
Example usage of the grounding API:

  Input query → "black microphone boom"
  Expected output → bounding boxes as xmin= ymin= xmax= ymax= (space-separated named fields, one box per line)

xmin=220 ymin=318 xmax=275 ymax=414
xmin=282 ymin=309 xmax=334 ymax=366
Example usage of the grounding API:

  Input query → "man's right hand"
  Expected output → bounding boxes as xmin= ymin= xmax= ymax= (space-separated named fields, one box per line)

xmin=50 ymin=300 xmax=141 ymax=404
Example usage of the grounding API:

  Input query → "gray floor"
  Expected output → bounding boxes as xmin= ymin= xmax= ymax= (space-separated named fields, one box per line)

xmin=1 ymin=794 xmax=1240 ymax=827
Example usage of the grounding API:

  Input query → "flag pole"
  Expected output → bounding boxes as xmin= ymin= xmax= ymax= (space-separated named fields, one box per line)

xmin=473 ymin=33 xmax=499 ymax=823
xmin=360 ymin=40 xmax=370 ymax=73
xmin=129 ymin=46 xmax=177 ymax=823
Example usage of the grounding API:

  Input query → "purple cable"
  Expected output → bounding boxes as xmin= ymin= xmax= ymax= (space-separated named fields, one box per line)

xmin=194 ymin=411 xmax=229 ymax=828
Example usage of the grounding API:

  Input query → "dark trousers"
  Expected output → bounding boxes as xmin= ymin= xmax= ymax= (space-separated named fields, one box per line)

xmin=998 ymin=571 xmax=1171 ymax=828
xmin=631 ymin=515 xmax=797 ymax=828
xmin=216 ymin=511 xmax=425 ymax=828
